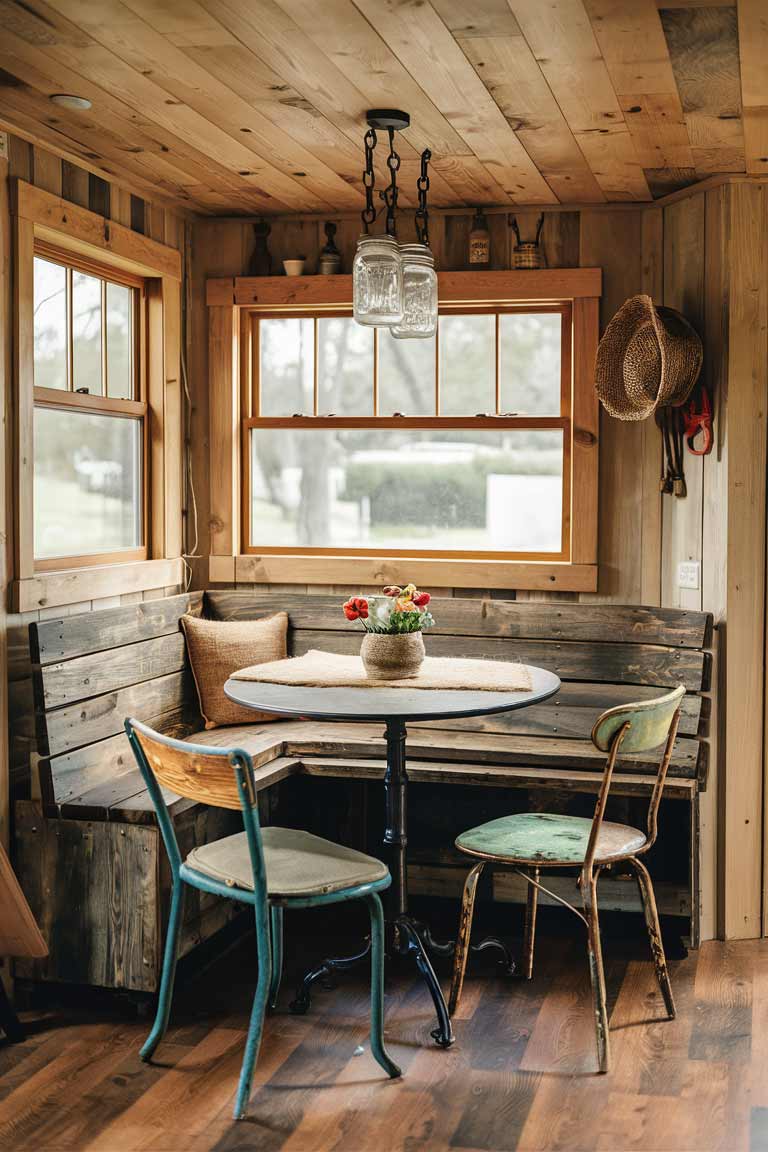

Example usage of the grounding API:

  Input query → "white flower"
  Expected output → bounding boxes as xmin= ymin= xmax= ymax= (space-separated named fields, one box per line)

xmin=373 ymin=598 xmax=393 ymax=627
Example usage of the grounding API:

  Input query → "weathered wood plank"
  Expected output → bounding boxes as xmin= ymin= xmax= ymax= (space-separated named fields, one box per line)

xmin=41 ymin=670 xmax=197 ymax=759
xmin=415 ymin=680 xmax=702 ymax=740
xmin=30 ymin=592 xmax=201 ymax=666
xmin=288 ymin=630 xmax=707 ymax=690
xmin=281 ymin=722 xmax=701 ymax=777
xmin=205 ymin=592 xmax=711 ymax=649
xmin=14 ymin=802 xmax=159 ymax=992
xmin=298 ymin=756 xmax=697 ymax=799
xmin=38 ymin=632 xmax=188 ymax=710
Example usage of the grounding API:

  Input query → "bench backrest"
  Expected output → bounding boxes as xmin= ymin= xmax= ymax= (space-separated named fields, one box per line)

xmin=29 ymin=591 xmax=712 ymax=816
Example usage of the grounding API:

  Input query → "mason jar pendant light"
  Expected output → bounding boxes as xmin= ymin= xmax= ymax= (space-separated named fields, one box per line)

xmin=353 ymin=111 xmax=407 ymax=328
xmin=353 ymin=111 xmax=438 ymax=338
xmin=392 ymin=149 xmax=438 ymax=340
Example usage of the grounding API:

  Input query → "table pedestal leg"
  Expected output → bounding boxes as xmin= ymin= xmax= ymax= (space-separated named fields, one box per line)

xmin=385 ymin=720 xmax=454 ymax=1047
xmin=289 ymin=937 xmax=372 ymax=1015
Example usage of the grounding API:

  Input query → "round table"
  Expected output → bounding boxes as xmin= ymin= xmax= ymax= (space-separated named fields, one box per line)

xmin=225 ymin=665 xmax=561 ymax=1047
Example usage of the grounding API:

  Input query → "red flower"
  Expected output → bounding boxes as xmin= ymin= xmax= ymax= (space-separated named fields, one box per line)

xmin=412 ymin=591 xmax=431 ymax=607
xmin=343 ymin=596 xmax=369 ymax=621
xmin=382 ymin=586 xmax=402 ymax=598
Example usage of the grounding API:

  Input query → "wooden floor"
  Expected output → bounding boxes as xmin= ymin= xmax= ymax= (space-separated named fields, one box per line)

xmin=1 ymin=922 xmax=765 ymax=1152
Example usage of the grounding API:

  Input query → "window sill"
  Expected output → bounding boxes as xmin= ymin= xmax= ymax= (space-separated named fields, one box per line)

xmin=210 ymin=555 xmax=597 ymax=594
xmin=13 ymin=557 xmax=185 ymax=612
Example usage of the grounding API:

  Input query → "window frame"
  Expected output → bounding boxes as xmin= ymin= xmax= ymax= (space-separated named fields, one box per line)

xmin=32 ymin=241 xmax=149 ymax=571
xmin=207 ymin=269 xmax=600 ymax=593
xmin=12 ymin=179 xmax=184 ymax=610
xmin=241 ymin=301 xmax=573 ymax=563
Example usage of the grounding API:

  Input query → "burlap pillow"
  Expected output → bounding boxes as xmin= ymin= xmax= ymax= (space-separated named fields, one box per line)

xmin=181 ymin=612 xmax=288 ymax=729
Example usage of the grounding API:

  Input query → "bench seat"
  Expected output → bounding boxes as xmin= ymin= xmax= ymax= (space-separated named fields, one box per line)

xmin=15 ymin=590 xmax=712 ymax=994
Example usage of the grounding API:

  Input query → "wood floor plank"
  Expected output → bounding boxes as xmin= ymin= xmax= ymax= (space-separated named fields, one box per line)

xmin=2 ymin=938 xmax=766 ymax=1151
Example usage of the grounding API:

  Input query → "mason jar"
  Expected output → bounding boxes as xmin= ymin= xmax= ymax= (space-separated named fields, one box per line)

xmin=391 ymin=243 xmax=438 ymax=339
xmin=352 ymin=235 xmax=403 ymax=326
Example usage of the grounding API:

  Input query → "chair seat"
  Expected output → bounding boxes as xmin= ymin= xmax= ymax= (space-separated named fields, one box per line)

xmin=456 ymin=812 xmax=647 ymax=866
xmin=185 ymin=826 xmax=389 ymax=897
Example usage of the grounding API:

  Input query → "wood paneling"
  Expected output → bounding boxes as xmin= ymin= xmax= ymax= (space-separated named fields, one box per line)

xmin=2 ymin=131 xmax=188 ymax=827
xmin=724 ymin=183 xmax=768 ymax=939
xmin=0 ymin=0 xmax=755 ymax=214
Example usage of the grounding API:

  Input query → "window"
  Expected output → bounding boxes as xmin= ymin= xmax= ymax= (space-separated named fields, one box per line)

xmin=242 ymin=306 xmax=572 ymax=561
xmin=32 ymin=245 xmax=146 ymax=568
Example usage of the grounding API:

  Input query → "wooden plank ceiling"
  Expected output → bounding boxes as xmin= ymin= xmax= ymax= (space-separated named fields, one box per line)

xmin=0 ymin=0 xmax=762 ymax=215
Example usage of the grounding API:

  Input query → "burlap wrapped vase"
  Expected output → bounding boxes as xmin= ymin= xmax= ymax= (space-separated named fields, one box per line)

xmin=361 ymin=632 xmax=425 ymax=680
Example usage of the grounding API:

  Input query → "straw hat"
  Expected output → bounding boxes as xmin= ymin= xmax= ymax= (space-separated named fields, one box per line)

xmin=595 ymin=295 xmax=702 ymax=421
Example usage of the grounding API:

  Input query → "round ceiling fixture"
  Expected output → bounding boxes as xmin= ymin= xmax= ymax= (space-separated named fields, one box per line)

xmin=49 ymin=93 xmax=92 ymax=110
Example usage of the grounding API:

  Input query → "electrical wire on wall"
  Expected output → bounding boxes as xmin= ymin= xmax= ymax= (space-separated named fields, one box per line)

xmin=181 ymin=226 xmax=200 ymax=593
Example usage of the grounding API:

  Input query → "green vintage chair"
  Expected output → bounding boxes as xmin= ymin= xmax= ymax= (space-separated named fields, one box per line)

xmin=447 ymin=684 xmax=686 ymax=1072
xmin=125 ymin=718 xmax=401 ymax=1119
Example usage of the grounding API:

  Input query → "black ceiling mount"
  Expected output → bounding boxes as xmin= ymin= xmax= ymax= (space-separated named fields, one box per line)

xmin=366 ymin=109 xmax=410 ymax=132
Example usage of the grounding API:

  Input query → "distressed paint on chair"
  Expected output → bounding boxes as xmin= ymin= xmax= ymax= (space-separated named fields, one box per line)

xmin=448 ymin=684 xmax=685 ymax=1073
xmin=125 ymin=718 xmax=401 ymax=1120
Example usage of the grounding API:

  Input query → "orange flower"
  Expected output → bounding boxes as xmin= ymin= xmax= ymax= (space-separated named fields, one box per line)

xmin=395 ymin=598 xmax=418 ymax=613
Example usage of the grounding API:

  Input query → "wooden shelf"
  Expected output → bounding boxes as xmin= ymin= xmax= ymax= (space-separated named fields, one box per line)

xmin=207 ymin=267 xmax=602 ymax=308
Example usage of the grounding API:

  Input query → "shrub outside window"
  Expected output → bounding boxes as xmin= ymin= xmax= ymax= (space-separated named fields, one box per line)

xmin=32 ymin=245 xmax=146 ymax=568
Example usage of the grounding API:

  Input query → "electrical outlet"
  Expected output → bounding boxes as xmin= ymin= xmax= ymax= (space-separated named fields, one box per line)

xmin=0 ymin=133 xmax=8 ymax=162
xmin=677 ymin=561 xmax=700 ymax=591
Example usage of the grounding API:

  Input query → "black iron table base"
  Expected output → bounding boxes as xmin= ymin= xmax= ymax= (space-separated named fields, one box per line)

xmin=288 ymin=719 xmax=515 ymax=1045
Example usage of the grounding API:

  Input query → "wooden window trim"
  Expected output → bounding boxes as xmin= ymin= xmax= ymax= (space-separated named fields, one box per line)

xmin=12 ymin=179 xmax=182 ymax=603
xmin=208 ymin=271 xmax=600 ymax=593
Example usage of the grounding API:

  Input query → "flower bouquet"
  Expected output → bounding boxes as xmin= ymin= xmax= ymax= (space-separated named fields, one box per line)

xmin=342 ymin=584 xmax=434 ymax=679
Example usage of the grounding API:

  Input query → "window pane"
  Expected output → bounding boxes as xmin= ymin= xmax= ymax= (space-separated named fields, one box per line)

xmin=72 ymin=271 xmax=103 ymax=396
xmin=33 ymin=257 xmax=67 ymax=391
xmin=259 ymin=318 xmax=313 ymax=415
xmin=250 ymin=428 xmax=562 ymax=554
xmin=318 ymin=318 xmax=374 ymax=415
xmin=106 ymin=282 xmax=133 ymax=399
xmin=34 ymin=408 xmax=142 ymax=559
xmin=439 ymin=314 xmax=495 ymax=415
xmin=500 ymin=313 xmax=562 ymax=415
xmin=378 ymin=330 xmax=436 ymax=415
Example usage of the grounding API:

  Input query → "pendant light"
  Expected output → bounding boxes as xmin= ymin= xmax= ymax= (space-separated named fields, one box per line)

xmin=392 ymin=149 xmax=438 ymax=340
xmin=352 ymin=111 xmax=408 ymax=328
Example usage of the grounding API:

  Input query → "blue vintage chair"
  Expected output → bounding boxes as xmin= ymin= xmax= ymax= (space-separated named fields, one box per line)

xmin=447 ymin=684 xmax=686 ymax=1073
xmin=125 ymin=718 xmax=401 ymax=1119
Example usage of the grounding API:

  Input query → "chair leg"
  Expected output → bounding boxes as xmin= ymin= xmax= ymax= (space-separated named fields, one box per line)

xmin=523 ymin=867 xmax=540 ymax=981
xmin=582 ymin=870 xmax=610 ymax=1073
xmin=234 ymin=904 xmax=272 ymax=1120
xmin=268 ymin=905 xmax=284 ymax=1011
xmin=448 ymin=862 xmax=484 ymax=1016
xmin=366 ymin=892 xmax=401 ymax=1079
xmin=140 ymin=878 xmax=184 ymax=1062
xmin=631 ymin=855 xmax=676 ymax=1019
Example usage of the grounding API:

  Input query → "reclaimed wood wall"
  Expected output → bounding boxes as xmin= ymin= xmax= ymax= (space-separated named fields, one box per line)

xmin=0 ymin=131 xmax=189 ymax=833
xmin=190 ymin=205 xmax=664 ymax=606
xmin=190 ymin=190 xmax=755 ymax=940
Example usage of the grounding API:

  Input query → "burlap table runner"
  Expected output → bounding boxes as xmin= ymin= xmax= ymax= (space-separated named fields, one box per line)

xmin=231 ymin=649 xmax=532 ymax=692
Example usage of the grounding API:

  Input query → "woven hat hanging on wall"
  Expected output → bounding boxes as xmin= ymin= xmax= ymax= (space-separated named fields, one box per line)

xmin=595 ymin=294 xmax=703 ymax=421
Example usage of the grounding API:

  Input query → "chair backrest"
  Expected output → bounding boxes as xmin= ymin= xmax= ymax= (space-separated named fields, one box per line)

xmin=125 ymin=717 xmax=266 ymax=891
xmin=583 ymin=684 xmax=686 ymax=874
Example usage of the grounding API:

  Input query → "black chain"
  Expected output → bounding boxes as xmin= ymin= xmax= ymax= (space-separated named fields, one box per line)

xmin=361 ymin=127 xmax=377 ymax=232
xmin=415 ymin=148 xmax=431 ymax=247
xmin=379 ymin=127 xmax=401 ymax=237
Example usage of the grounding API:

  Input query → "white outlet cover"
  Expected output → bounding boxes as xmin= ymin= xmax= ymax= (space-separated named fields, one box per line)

xmin=677 ymin=561 xmax=700 ymax=591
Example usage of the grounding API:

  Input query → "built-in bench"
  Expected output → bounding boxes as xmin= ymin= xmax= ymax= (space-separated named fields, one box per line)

xmin=15 ymin=591 xmax=712 ymax=994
